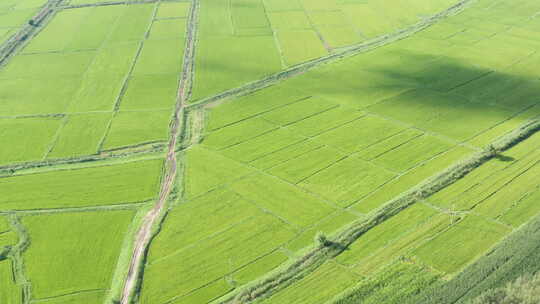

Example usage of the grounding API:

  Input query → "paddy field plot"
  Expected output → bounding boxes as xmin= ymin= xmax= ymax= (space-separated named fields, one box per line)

xmin=0 ymin=0 xmax=540 ymax=303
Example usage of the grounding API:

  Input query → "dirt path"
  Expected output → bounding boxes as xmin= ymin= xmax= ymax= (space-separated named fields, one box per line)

xmin=119 ymin=0 xmax=198 ymax=303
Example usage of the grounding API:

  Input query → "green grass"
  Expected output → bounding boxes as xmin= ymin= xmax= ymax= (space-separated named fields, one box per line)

xmin=287 ymin=106 xmax=365 ymax=137
xmin=357 ymin=128 xmax=424 ymax=161
xmin=262 ymin=261 xmax=360 ymax=304
xmin=166 ymin=279 xmax=233 ymax=304
xmin=102 ymin=110 xmax=171 ymax=150
xmin=120 ymin=74 xmax=179 ymax=111
xmin=276 ymin=30 xmax=328 ymax=66
xmin=231 ymin=0 xmax=270 ymax=29
xmin=0 ymin=159 xmax=163 ymax=210
xmin=413 ymin=215 xmax=512 ymax=274
xmin=48 ymin=113 xmax=111 ymax=159
xmin=0 ymin=51 xmax=95 ymax=79
xmin=184 ymin=147 xmax=254 ymax=198
xmin=500 ymin=189 xmax=540 ymax=228
xmin=0 ymin=117 xmax=62 ymax=165
xmin=105 ymin=4 xmax=155 ymax=43
xmin=140 ymin=214 xmax=296 ymax=303
xmin=318 ymin=26 xmax=362 ymax=48
xmin=230 ymin=173 xmax=336 ymax=228
xmin=23 ymin=210 xmax=135 ymax=300
xmin=263 ymin=0 xmax=303 ymax=11
xmin=299 ymin=155 xmax=396 ymax=207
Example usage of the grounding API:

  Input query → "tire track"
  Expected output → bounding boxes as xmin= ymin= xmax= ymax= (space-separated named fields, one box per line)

xmin=118 ymin=0 xmax=199 ymax=302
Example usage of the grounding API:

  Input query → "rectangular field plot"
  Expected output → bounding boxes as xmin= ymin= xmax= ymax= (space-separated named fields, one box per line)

xmin=156 ymin=1 xmax=190 ymax=19
xmin=267 ymin=146 xmax=346 ymax=184
xmin=205 ymin=84 xmax=308 ymax=131
xmin=140 ymin=214 xmax=296 ymax=303
xmin=372 ymin=134 xmax=454 ymax=172
xmin=132 ymin=38 xmax=184 ymax=75
xmin=413 ymin=215 xmax=511 ymax=274
xmin=0 ymin=117 xmax=62 ymax=165
xmin=22 ymin=210 xmax=135 ymax=300
xmin=231 ymin=0 xmax=270 ymax=30
xmin=299 ymin=156 xmax=396 ymax=207
xmin=0 ymin=158 xmax=163 ymax=210
xmin=149 ymin=18 xmax=187 ymax=40
xmin=119 ymin=74 xmax=179 ymax=111
xmin=262 ymin=96 xmax=338 ymax=126
xmin=191 ymin=35 xmax=282 ymax=101
xmin=318 ymin=26 xmax=363 ymax=48
xmin=102 ymin=110 xmax=171 ymax=150
xmin=337 ymin=203 xmax=439 ymax=265
xmin=250 ymin=139 xmax=324 ymax=170
xmin=287 ymin=106 xmax=365 ymax=136
xmin=0 ymin=51 xmax=95 ymax=79
xmin=147 ymin=188 xmax=263 ymax=263
xmin=263 ymin=0 xmax=303 ymax=11
xmin=67 ymin=42 xmax=140 ymax=112
xmin=500 ymin=189 xmax=540 ymax=228
xmin=184 ymin=147 xmax=254 ymax=199
xmin=268 ymin=11 xmax=311 ymax=30
xmin=314 ymin=115 xmax=407 ymax=153
xmin=276 ymin=30 xmax=328 ymax=66
xmin=230 ymin=174 xmax=336 ymax=228
xmin=341 ymin=4 xmax=395 ymax=38
xmin=201 ymin=117 xmax=278 ymax=150
xmin=263 ymin=261 xmax=360 ymax=304
xmin=221 ymin=128 xmax=305 ymax=163
xmin=47 ymin=113 xmax=111 ymax=159
xmin=357 ymin=128 xmax=424 ymax=161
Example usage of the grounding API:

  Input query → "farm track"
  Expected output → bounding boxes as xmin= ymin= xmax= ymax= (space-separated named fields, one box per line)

xmin=0 ymin=0 xmax=65 ymax=67
xmin=217 ymin=118 xmax=539 ymax=304
xmin=118 ymin=0 xmax=199 ymax=302
xmin=186 ymin=0 xmax=475 ymax=111
xmin=61 ymin=0 xmax=159 ymax=9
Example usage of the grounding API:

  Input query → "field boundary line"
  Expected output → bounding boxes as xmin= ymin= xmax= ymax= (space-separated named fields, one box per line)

xmin=32 ymin=288 xmax=104 ymax=303
xmin=213 ymin=117 xmax=539 ymax=304
xmin=0 ymin=201 xmax=149 ymax=216
xmin=186 ymin=0 xmax=475 ymax=110
xmin=118 ymin=0 xmax=199 ymax=301
xmin=60 ymin=0 xmax=161 ymax=10
xmin=96 ymin=2 xmax=161 ymax=153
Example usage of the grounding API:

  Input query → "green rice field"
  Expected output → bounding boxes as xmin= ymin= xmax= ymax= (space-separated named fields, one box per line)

xmin=0 ymin=0 xmax=539 ymax=303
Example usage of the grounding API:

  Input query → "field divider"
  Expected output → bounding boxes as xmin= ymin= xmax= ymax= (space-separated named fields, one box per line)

xmin=186 ymin=0 xmax=475 ymax=110
xmin=214 ymin=117 xmax=539 ymax=304
xmin=6 ymin=214 xmax=32 ymax=304
xmin=118 ymin=0 xmax=200 ymax=302
xmin=0 ymin=201 xmax=150 ymax=216
xmin=60 ymin=0 xmax=160 ymax=10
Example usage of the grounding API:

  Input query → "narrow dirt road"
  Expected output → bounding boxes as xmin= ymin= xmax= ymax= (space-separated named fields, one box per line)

xmin=119 ymin=0 xmax=198 ymax=302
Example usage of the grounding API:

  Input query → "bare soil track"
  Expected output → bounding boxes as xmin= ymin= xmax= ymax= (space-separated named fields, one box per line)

xmin=119 ymin=0 xmax=199 ymax=303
